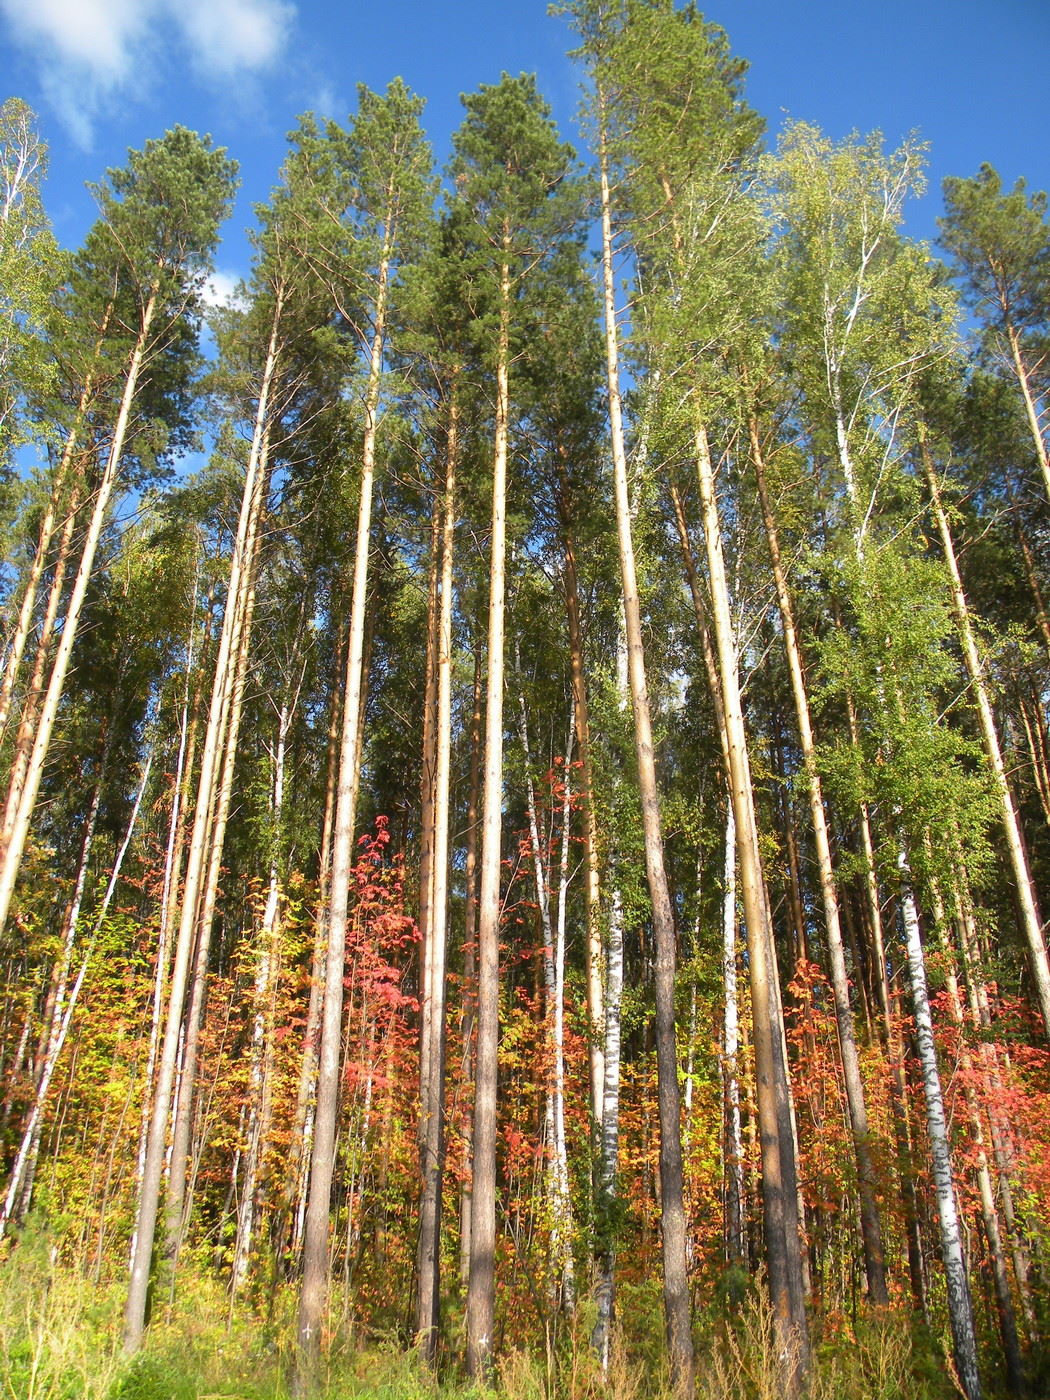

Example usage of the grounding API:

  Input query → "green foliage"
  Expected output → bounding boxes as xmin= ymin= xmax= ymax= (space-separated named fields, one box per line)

xmin=0 ymin=1231 xmax=124 ymax=1400
xmin=940 ymin=163 xmax=1050 ymax=350
xmin=0 ymin=98 xmax=64 ymax=468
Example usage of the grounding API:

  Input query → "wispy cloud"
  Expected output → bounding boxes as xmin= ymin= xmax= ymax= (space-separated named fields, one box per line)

xmin=0 ymin=0 xmax=296 ymax=146
xmin=177 ymin=0 xmax=295 ymax=77
xmin=203 ymin=268 xmax=247 ymax=310
xmin=2 ymin=0 xmax=147 ymax=84
xmin=310 ymin=82 xmax=345 ymax=125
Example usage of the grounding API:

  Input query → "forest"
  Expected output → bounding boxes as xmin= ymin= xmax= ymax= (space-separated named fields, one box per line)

xmin=1 ymin=2 xmax=1049 ymax=1398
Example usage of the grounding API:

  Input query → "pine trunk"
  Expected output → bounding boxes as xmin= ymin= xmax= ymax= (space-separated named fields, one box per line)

xmin=751 ymin=415 xmax=888 ymax=1303
xmin=465 ymin=249 xmax=510 ymax=1381
xmin=0 ymin=285 xmax=158 ymax=933
xmin=415 ymin=389 xmax=457 ymax=1356
xmin=922 ymin=438 xmax=1050 ymax=1041
xmin=295 ymin=237 xmax=392 ymax=1387
xmin=124 ymin=293 xmax=280 ymax=1352
xmin=597 ymin=128 xmax=694 ymax=1396
xmin=693 ymin=420 xmax=808 ymax=1384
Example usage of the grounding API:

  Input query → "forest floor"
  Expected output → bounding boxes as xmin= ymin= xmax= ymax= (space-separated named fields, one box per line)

xmin=0 ymin=1235 xmax=1003 ymax=1400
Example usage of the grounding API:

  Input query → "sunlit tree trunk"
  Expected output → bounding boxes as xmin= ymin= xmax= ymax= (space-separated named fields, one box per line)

xmin=231 ymin=660 xmax=301 ymax=1295
xmin=125 ymin=293 xmax=280 ymax=1353
xmin=162 ymin=436 xmax=266 ymax=1286
xmin=596 ymin=123 xmax=694 ymax=1395
xmin=296 ymin=231 xmax=392 ymax=1387
xmin=458 ymin=647 xmax=482 ymax=1287
xmin=750 ymin=413 xmax=888 ymax=1303
xmin=557 ymin=460 xmax=604 ymax=1123
xmin=465 ymin=248 xmax=510 ymax=1381
xmin=898 ymin=855 xmax=982 ymax=1400
xmin=0 ymin=306 xmax=110 ymax=742
xmin=551 ymin=714 xmax=576 ymax=1309
xmin=0 ymin=472 xmax=82 ymax=847
xmin=721 ymin=796 xmax=745 ymax=1270
xmin=692 ymin=419 xmax=808 ymax=1384
xmin=922 ymin=435 xmax=1050 ymax=1040
xmin=0 ymin=289 xmax=157 ymax=937
xmin=415 ymin=390 xmax=457 ymax=1356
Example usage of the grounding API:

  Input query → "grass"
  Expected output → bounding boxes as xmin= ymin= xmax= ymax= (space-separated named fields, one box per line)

xmin=0 ymin=1240 xmax=968 ymax=1400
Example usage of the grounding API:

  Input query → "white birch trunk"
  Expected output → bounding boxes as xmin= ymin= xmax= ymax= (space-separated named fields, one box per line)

xmin=898 ymin=856 xmax=982 ymax=1400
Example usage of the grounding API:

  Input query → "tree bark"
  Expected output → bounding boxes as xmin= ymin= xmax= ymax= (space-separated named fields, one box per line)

xmin=898 ymin=854 xmax=982 ymax=1400
xmin=458 ymin=646 xmax=483 ymax=1286
xmin=750 ymin=413 xmax=888 ymax=1303
xmin=0 ymin=287 xmax=158 ymax=936
xmin=922 ymin=435 xmax=1050 ymax=1041
xmin=557 ymin=462 xmax=604 ymax=1125
xmin=415 ymin=389 xmax=457 ymax=1357
xmin=163 ymin=441 xmax=264 ymax=1286
xmin=465 ymin=248 xmax=510 ymax=1382
xmin=295 ymin=232 xmax=392 ymax=1387
xmin=596 ymin=123 xmax=694 ymax=1396
xmin=692 ymin=420 xmax=808 ymax=1386
xmin=124 ymin=290 xmax=280 ymax=1352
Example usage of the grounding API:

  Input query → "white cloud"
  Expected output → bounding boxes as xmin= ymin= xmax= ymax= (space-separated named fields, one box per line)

xmin=175 ymin=0 xmax=294 ymax=76
xmin=0 ymin=0 xmax=296 ymax=145
xmin=0 ymin=0 xmax=146 ymax=84
xmin=202 ymin=269 xmax=247 ymax=310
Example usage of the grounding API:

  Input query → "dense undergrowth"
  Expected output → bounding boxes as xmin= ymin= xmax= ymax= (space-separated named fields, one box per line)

xmin=0 ymin=1228 xmax=994 ymax=1400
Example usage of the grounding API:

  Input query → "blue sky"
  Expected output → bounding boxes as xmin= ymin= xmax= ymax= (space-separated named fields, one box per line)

xmin=3 ymin=0 xmax=1048 ymax=295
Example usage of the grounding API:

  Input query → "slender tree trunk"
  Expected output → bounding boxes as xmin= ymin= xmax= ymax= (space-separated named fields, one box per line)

xmin=0 ymin=439 xmax=77 ymax=744
xmin=551 ymin=714 xmax=576 ymax=1310
xmin=596 ymin=125 xmax=694 ymax=1396
xmin=296 ymin=232 xmax=393 ymax=1387
xmin=593 ymin=606 xmax=630 ymax=1369
xmin=458 ymin=646 xmax=482 ymax=1286
xmin=415 ymin=389 xmax=457 ymax=1357
xmin=417 ymin=500 xmax=442 ymax=1132
xmin=0 ymin=304 xmax=111 ymax=741
xmin=898 ymin=855 xmax=982 ymax=1400
xmin=1017 ymin=693 xmax=1050 ymax=829
xmin=1014 ymin=522 xmax=1050 ymax=655
xmin=4 ymin=753 xmax=151 ymax=1232
xmin=0 ymin=282 xmax=158 ymax=933
xmin=751 ymin=414 xmax=888 ymax=1303
xmin=124 ymin=291 xmax=280 ymax=1353
xmin=287 ymin=615 xmax=347 ymax=1268
xmin=592 ymin=876 xmax=625 ymax=1373
xmin=558 ymin=467 xmax=604 ymax=1124
xmin=465 ymin=248 xmax=511 ymax=1382
xmin=1005 ymin=321 xmax=1050 ymax=505
xmin=1 ymin=742 xmax=105 ymax=1231
xmin=0 ymin=472 xmax=83 ymax=852
xmin=922 ymin=436 xmax=1050 ymax=1041
xmin=163 ymin=440 xmax=265 ymax=1285
xmin=721 ymin=797 xmax=746 ymax=1271
xmin=693 ymin=420 xmax=808 ymax=1382
xmin=132 ymin=629 xmax=203 ymax=1260
xmin=231 ymin=697 xmax=293 ymax=1295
